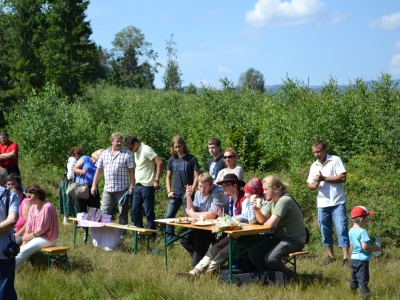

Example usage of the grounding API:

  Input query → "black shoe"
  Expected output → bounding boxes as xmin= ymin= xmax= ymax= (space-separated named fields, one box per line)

xmin=320 ymin=256 xmax=335 ymax=266
xmin=342 ymin=258 xmax=349 ymax=268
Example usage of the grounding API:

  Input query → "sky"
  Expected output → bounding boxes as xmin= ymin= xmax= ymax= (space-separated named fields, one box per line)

xmin=86 ymin=0 xmax=400 ymax=89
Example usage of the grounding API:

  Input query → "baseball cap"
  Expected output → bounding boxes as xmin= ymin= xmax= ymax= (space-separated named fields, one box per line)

xmin=351 ymin=206 xmax=375 ymax=219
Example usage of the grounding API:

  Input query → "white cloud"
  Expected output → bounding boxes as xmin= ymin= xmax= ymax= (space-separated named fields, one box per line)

xmin=218 ymin=66 xmax=233 ymax=73
xmin=370 ymin=11 xmax=400 ymax=30
xmin=395 ymin=41 xmax=400 ymax=52
xmin=390 ymin=54 xmax=400 ymax=75
xmin=198 ymin=43 xmax=207 ymax=50
xmin=245 ymin=0 xmax=325 ymax=28
xmin=330 ymin=11 xmax=348 ymax=25
xmin=198 ymin=79 xmax=211 ymax=87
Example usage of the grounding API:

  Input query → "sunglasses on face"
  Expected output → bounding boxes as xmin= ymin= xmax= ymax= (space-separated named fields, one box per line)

xmin=221 ymin=184 xmax=232 ymax=189
xmin=223 ymin=155 xmax=235 ymax=159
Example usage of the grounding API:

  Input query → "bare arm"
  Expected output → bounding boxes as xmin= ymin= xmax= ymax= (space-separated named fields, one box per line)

xmin=91 ymin=168 xmax=103 ymax=195
xmin=73 ymin=159 xmax=87 ymax=175
xmin=166 ymin=170 xmax=174 ymax=198
xmin=128 ymin=167 xmax=135 ymax=194
xmin=192 ymin=169 xmax=201 ymax=190
xmin=362 ymin=242 xmax=381 ymax=253
xmin=316 ymin=172 xmax=346 ymax=184
xmin=252 ymin=203 xmax=270 ymax=224
xmin=152 ymin=156 xmax=164 ymax=190
xmin=0 ymin=151 xmax=16 ymax=160
xmin=0 ymin=211 xmax=18 ymax=234
xmin=263 ymin=214 xmax=281 ymax=228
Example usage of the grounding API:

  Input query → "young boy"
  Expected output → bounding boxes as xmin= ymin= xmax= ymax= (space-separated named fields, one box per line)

xmin=349 ymin=206 xmax=381 ymax=299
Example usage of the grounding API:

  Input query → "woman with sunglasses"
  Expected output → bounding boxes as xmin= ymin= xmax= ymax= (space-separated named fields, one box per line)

xmin=215 ymin=147 xmax=244 ymax=182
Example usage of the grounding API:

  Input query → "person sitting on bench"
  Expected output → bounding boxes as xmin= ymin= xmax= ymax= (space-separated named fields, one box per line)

xmin=248 ymin=175 xmax=306 ymax=281
xmin=15 ymin=185 xmax=59 ymax=269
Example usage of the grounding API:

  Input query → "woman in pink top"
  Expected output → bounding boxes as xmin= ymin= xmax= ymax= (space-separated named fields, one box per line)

xmin=15 ymin=184 xmax=59 ymax=269
xmin=11 ymin=184 xmax=32 ymax=246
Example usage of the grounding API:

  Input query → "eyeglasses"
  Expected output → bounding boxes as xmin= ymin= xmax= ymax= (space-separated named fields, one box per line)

xmin=221 ymin=184 xmax=232 ymax=189
xmin=223 ymin=155 xmax=235 ymax=159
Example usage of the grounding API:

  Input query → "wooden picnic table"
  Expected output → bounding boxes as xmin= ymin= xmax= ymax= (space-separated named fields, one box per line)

xmin=69 ymin=217 xmax=157 ymax=254
xmin=155 ymin=218 xmax=272 ymax=284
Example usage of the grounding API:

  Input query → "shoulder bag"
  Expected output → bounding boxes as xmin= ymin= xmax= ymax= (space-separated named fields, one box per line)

xmin=67 ymin=175 xmax=90 ymax=199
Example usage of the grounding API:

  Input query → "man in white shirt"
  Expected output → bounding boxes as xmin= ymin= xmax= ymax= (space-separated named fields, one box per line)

xmin=307 ymin=140 xmax=350 ymax=267
xmin=125 ymin=136 xmax=163 ymax=231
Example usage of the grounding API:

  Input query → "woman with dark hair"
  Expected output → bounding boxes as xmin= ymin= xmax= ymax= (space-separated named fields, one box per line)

xmin=11 ymin=184 xmax=32 ymax=246
xmin=165 ymin=136 xmax=200 ymax=242
xmin=59 ymin=146 xmax=83 ymax=224
xmin=16 ymin=184 xmax=59 ymax=269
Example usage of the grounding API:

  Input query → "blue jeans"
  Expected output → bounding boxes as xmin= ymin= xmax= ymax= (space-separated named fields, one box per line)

xmin=0 ymin=258 xmax=17 ymax=300
xmin=132 ymin=184 xmax=156 ymax=230
xmin=165 ymin=194 xmax=187 ymax=241
xmin=318 ymin=204 xmax=350 ymax=247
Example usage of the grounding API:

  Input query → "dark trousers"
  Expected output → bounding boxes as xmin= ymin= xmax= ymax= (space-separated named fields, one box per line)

xmin=350 ymin=259 xmax=370 ymax=290
xmin=248 ymin=236 xmax=304 ymax=278
xmin=131 ymin=184 xmax=156 ymax=230
xmin=5 ymin=164 xmax=20 ymax=176
xmin=165 ymin=194 xmax=187 ymax=241
xmin=0 ymin=258 xmax=17 ymax=300
xmin=180 ymin=229 xmax=222 ymax=268
xmin=74 ymin=184 xmax=100 ymax=213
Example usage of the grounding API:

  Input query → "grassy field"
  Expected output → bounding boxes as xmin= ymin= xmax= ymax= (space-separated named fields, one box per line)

xmin=14 ymin=213 xmax=400 ymax=300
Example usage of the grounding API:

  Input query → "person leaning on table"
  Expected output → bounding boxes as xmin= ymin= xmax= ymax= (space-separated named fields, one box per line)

xmin=16 ymin=184 xmax=59 ymax=269
xmin=0 ymin=167 xmax=19 ymax=300
xmin=248 ymin=175 xmax=306 ymax=281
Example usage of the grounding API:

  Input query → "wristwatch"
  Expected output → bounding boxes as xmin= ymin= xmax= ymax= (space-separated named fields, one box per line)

xmin=154 ymin=179 xmax=159 ymax=183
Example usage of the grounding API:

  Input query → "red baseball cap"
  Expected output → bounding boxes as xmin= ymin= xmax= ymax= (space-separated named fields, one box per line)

xmin=351 ymin=206 xmax=375 ymax=219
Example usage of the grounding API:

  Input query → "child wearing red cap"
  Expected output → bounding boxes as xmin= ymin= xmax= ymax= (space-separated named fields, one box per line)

xmin=349 ymin=206 xmax=381 ymax=299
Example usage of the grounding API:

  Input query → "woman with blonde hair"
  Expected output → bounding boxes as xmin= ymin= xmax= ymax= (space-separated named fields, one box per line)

xmin=248 ymin=175 xmax=306 ymax=281
xmin=215 ymin=147 xmax=244 ymax=182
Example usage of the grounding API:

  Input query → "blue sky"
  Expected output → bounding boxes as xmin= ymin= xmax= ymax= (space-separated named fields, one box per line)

xmin=87 ymin=0 xmax=400 ymax=89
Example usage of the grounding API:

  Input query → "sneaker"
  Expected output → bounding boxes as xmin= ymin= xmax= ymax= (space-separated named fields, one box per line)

xmin=320 ymin=255 xmax=335 ymax=266
xmin=360 ymin=287 xmax=371 ymax=299
xmin=63 ymin=216 xmax=69 ymax=225
xmin=342 ymin=258 xmax=349 ymax=268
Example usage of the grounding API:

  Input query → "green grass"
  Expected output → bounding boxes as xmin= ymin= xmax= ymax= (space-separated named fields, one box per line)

xmin=14 ymin=215 xmax=400 ymax=300
xmin=14 ymin=161 xmax=400 ymax=300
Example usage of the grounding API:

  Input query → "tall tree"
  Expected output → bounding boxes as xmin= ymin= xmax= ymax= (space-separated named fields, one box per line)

xmin=1 ymin=0 xmax=46 ymax=99
xmin=38 ymin=0 xmax=98 ymax=101
xmin=237 ymin=68 xmax=265 ymax=93
xmin=110 ymin=26 xmax=159 ymax=89
xmin=162 ymin=34 xmax=182 ymax=90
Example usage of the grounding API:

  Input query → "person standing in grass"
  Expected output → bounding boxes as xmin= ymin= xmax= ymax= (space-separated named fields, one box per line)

xmin=0 ymin=167 xmax=19 ymax=300
xmin=349 ymin=206 xmax=380 ymax=299
xmin=307 ymin=140 xmax=350 ymax=267
xmin=165 ymin=136 xmax=200 ymax=242
xmin=206 ymin=138 xmax=226 ymax=182
xmin=91 ymin=132 xmax=135 ymax=237
xmin=124 ymin=136 xmax=164 ymax=233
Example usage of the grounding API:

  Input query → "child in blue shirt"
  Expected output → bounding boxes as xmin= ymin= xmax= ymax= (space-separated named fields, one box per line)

xmin=349 ymin=206 xmax=381 ymax=299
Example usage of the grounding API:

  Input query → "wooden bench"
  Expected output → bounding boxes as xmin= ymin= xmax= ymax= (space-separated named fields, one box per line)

xmin=40 ymin=246 xmax=69 ymax=269
xmin=282 ymin=250 xmax=309 ymax=274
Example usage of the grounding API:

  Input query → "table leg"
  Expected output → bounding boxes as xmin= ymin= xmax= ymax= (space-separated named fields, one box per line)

xmin=84 ymin=227 xmax=88 ymax=245
xmin=133 ymin=231 xmax=138 ymax=255
xmin=73 ymin=220 xmax=77 ymax=246
xmin=163 ymin=225 xmax=168 ymax=269
xmin=228 ymin=236 xmax=233 ymax=284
